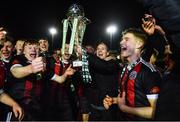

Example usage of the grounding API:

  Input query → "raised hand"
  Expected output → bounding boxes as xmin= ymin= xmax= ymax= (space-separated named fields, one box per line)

xmin=64 ymin=64 xmax=76 ymax=77
xmin=142 ymin=17 xmax=155 ymax=35
xmin=31 ymin=57 xmax=45 ymax=73
xmin=0 ymin=27 xmax=6 ymax=40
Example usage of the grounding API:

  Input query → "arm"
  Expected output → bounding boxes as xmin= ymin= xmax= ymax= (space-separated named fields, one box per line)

xmin=104 ymin=93 xmax=157 ymax=119
xmin=88 ymin=54 xmax=119 ymax=74
xmin=0 ymin=93 xmax=24 ymax=120
xmin=11 ymin=65 xmax=33 ymax=78
xmin=51 ymin=64 xmax=76 ymax=84
xmin=118 ymin=93 xmax=157 ymax=119
xmin=76 ymin=45 xmax=120 ymax=73
xmin=11 ymin=57 xmax=44 ymax=78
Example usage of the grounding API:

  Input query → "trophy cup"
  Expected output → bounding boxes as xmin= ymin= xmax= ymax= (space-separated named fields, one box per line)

xmin=61 ymin=4 xmax=90 ymax=57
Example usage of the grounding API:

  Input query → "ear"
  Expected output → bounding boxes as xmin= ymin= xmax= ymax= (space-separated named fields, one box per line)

xmin=107 ymin=51 xmax=110 ymax=56
xmin=136 ymin=40 xmax=144 ymax=49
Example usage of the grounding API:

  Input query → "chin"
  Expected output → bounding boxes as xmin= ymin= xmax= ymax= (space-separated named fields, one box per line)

xmin=2 ymin=55 xmax=10 ymax=59
xmin=99 ymin=57 xmax=105 ymax=60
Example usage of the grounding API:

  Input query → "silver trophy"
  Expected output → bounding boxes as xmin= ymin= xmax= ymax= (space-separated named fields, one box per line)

xmin=61 ymin=4 xmax=90 ymax=55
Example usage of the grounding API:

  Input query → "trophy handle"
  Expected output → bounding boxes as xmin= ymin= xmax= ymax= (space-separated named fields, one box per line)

xmin=62 ymin=19 xmax=68 ymax=55
xmin=69 ymin=18 xmax=78 ymax=54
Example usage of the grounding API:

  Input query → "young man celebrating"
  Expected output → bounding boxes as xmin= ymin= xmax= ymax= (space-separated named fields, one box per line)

xmin=103 ymin=28 xmax=161 ymax=120
xmin=9 ymin=40 xmax=75 ymax=121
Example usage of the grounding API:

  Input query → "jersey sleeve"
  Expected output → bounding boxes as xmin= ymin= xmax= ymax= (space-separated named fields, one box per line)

xmin=0 ymin=64 xmax=5 ymax=94
xmin=10 ymin=55 xmax=25 ymax=70
xmin=143 ymin=71 xmax=161 ymax=95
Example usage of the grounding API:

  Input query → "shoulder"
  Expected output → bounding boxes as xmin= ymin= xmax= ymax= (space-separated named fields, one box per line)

xmin=11 ymin=55 xmax=28 ymax=66
xmin=140 ymin=58 xmax=157 ymax=72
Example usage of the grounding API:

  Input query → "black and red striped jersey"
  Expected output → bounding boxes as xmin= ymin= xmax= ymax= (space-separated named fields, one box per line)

xmin=119 ymin=58 xmax=161 ymax=120
xmin=0 ymin=60 xmax=5 ymax=94
xmin=8 ymin=55 xmax=44 ymax=104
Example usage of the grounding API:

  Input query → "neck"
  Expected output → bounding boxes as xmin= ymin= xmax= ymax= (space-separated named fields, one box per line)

xmin=62 ymin=58 xmax=69 ymax=64
xmin=2 ymin=57 xmax=10 ymax=63
xmin=127 ymin=53 xmax=140 ymax=65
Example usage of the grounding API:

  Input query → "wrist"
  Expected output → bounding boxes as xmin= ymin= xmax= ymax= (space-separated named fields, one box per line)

xmin=112 ymin=97 xmax=117 ymax=104
xmin=11 ymin=101 xmax=19 ymax=108
xmin=119 ymin=104 xmax=126 ymax=112
xmin=63 ymin=73 xmax=68 ymax=78
xmin=28 ymin=64 xmax=33 ymax=74
xmin=61 ymin=74 xmax=67 ymax=83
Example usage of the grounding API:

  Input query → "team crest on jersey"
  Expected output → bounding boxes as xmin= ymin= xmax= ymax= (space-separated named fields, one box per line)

xmin=129 ymin=71 xmax=137 ymax=80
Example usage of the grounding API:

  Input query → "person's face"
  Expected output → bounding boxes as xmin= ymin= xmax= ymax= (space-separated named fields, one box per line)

xmin=24 ymin=43 xmax=39 ymax=61
xmin=120 ymin=33 xmax=139 ymax=58
xmin=39 ymin=39 xmax=49 ymax=52
xmin=85 ymin=45 xmax=94 ymax=54
xmin=1 ymin=41 xmax=14 ymax=60
xmin=62 ymin=44 xmax=71 ymax=60
xmin=15 ymin=40 xmax=25 ymax=55
xmin=96 ymin=43 xmax=109 ymax=60
xmin=53 ymin=50 xmax=61 ymax=60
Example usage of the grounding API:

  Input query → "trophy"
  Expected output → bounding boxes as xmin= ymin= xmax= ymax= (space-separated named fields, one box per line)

xmin=61 ymin=4 xmax=90 ymax=56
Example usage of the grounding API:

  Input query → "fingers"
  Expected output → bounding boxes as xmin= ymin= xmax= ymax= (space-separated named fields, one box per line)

xmin=65 ymin=64 xmax=76 ymax=76
xmin=103 ymin=95 xmax=113 ymax=110
xmin=103 ymin=97 xmax=110 ymax=110
xmin=122 ymin=92 xmax=126 ymax=98
xmin=118 ymin=91 xmax=125 ymax=98
xmin=13 ymin=109 xmax=23 ymax=121
xmin=67 ymin=64 xmax=72 ymax=70
xmin=13 ymin=110 xmax=18 ymax=118
xmin=13 ymin=104 xmax=24 ymax=120
xmin=18 ymin=109 xmax=24 ymax=120
xmin=142 ymin=19 xmax=154 ymax=29
xmin=31 ymin=57 xmax=45 ymax=73
xmin=104 ymin=102 xmax=109 ymax=110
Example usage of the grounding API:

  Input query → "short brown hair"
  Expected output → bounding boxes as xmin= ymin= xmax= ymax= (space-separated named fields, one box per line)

xmin=122 ymin=28 xmax=147 ymax=44
xmin=23 ymin=39 xmax=39 ymax=48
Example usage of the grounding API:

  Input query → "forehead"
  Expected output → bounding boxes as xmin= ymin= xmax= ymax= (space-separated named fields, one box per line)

xmin=3 ymin=41 xmax=13 ymax=46
xmin=39 ymin=39 xmax=48 ymax=43
xmin=122 ymin=33 xmax=135 ymax=38
xmin=97 ymin=43 xmax=107 ymax=49
xmin=25 ymin=43 xmax=39 ymax=47
xmin=16 ymin=40 xmax=25 ymax=44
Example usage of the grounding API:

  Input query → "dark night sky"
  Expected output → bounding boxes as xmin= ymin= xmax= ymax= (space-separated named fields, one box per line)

xmin=0 ymin=0 xmax=146 ymax=50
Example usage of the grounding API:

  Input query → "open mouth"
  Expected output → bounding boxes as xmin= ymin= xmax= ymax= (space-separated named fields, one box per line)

xmin=30 ymin=53 xmax=36 ymax=58
xmin=98 ymin=53 xmax=103 ymax=57
xmin=2 ymin=52 xmax=10 ymax=56
xmin=121 ymin=46 xmax=127 ymax=51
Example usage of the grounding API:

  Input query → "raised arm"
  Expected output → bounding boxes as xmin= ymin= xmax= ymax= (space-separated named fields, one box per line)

xmin=51 ymin=64 xmax=76 ymax=84
xmin=11 ymin=57 xmax=44 ymax=78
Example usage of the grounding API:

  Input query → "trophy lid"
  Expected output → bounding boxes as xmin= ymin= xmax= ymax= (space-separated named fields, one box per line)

xmin=67 ymin=4 xmax=85 ymax=17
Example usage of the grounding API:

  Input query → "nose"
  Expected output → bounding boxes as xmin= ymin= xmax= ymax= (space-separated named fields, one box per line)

xmin=120 ymin=39 xmax=125 ymax=46
xmin=1 ymin=46 xmax=8 ymax=51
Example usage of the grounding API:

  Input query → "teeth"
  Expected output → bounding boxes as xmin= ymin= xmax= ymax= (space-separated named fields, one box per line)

xmin=121 ymin=46 xmax=127 ymax=51
xmin=30 ymin=54 xmax=36 ymax=57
